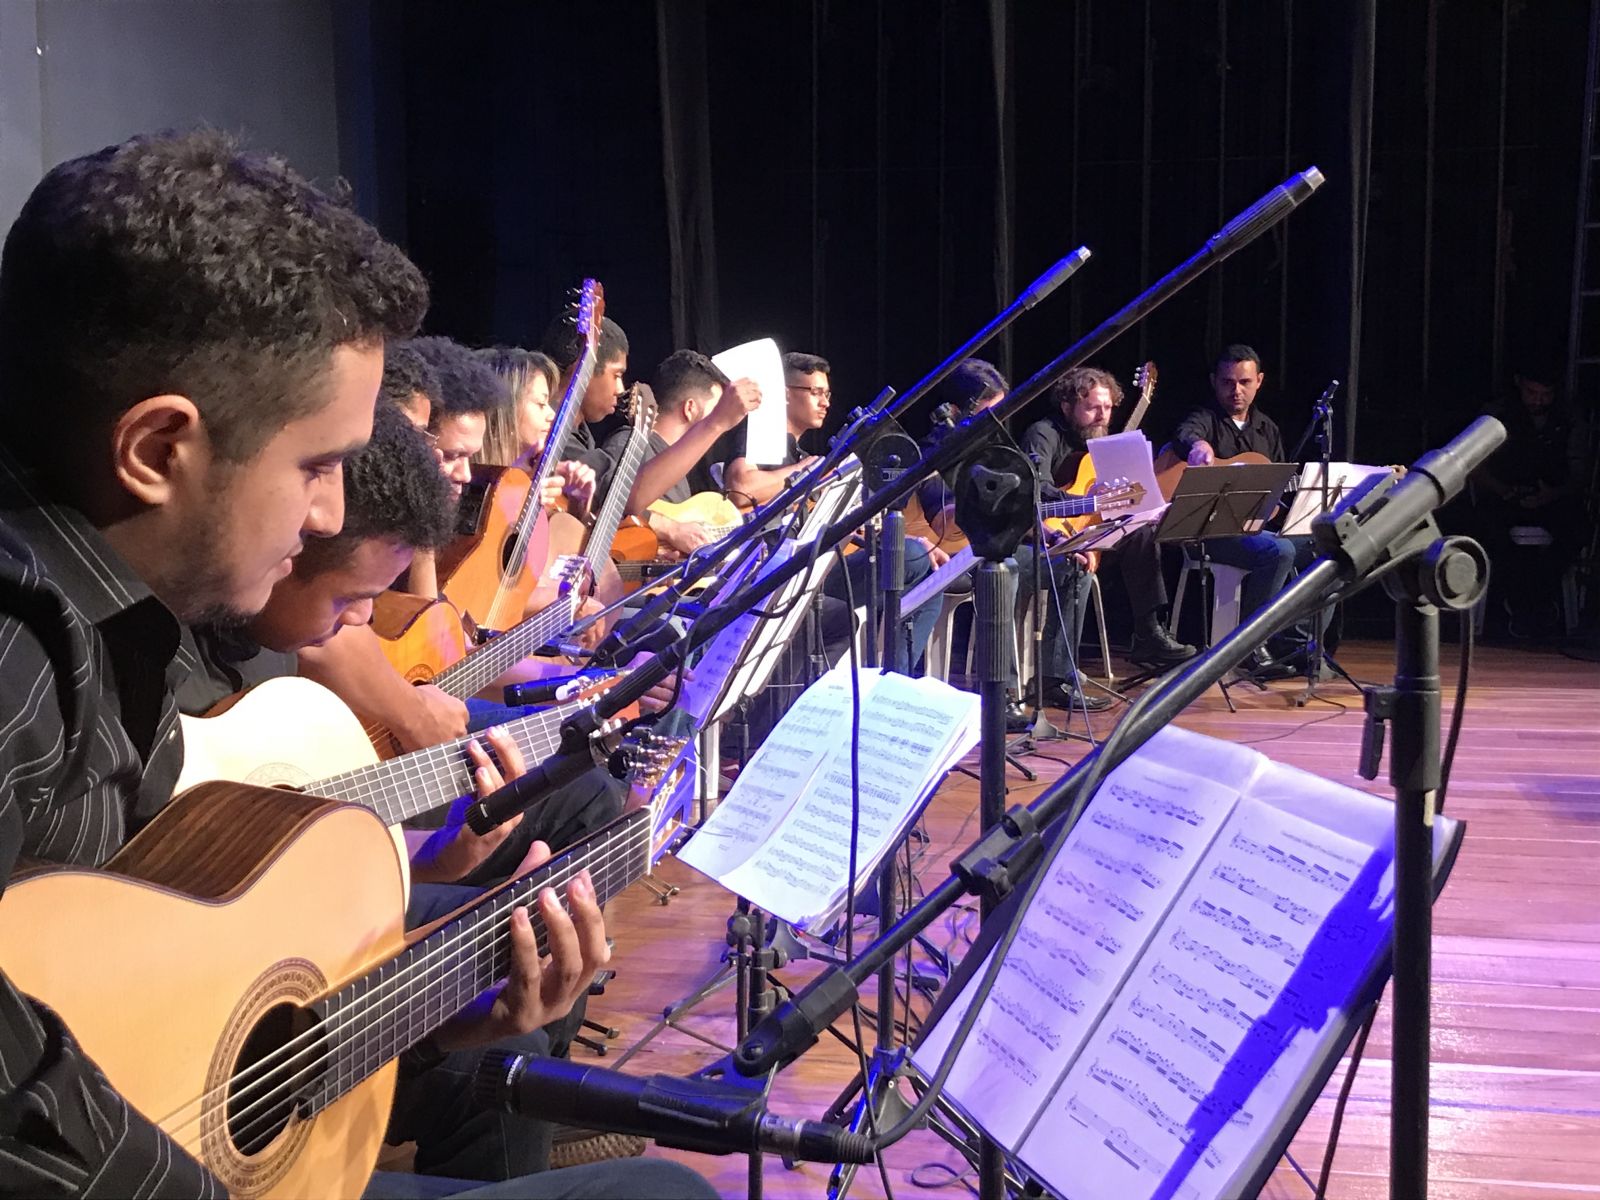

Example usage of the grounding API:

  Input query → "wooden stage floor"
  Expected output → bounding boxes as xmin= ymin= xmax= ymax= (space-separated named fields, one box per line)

xmin=590 ymin=639 xmax=1600 ymax=1199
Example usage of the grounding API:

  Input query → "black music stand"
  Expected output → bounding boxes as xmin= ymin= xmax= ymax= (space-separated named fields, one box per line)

xmin=1154 ymin=463 xmax=1298 ymax=710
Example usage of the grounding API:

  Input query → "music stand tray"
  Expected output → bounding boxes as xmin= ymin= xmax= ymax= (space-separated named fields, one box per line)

xmin=1154 ymin=462 xmax=1300 ymax=545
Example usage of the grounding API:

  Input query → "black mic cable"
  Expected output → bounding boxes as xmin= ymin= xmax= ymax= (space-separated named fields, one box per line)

xmin=474 ymin=1053 xmax=875 ymax=1164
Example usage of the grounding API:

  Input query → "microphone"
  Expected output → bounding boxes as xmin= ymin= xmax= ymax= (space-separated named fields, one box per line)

xmin=503 ymin=672 xmax=614 ymax=706
xmin=464 ymin=714 xmax=615 ymax=834
xmin=475 ymin=1053 xmax=875 ymax=1164
xmin=1018 ymin=245 xmax=1092 ymax=309
xmin=929 ymin=402 xmax=959 ymax=428
xmin=590 ymin=613 xmax=678 ymax=668
xmin=1208 ymin=166 xmax=1323 ymax=256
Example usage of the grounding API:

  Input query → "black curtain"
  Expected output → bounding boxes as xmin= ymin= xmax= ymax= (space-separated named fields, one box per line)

xmin=345 ymin=0 xmax=1587 ymax=457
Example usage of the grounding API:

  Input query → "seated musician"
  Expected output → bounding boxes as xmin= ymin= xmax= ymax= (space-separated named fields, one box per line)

xmin=476 ymin=344 xmax=598 ymax=516
xmin=0 ymin=130 xmax=709 ymax=1200
xmin=1170 ymin=344 xmax=1298 ymax=676
xmin=607 ymin=348 xmax=762 ymax=556
xmin=1022 ymin=366 xmax=1199 ymax=673
xmin=925 ymin=361 xmax=1111 ymax=716
xmin=726 ymin=351 xmax=944 ymax=669
xmin=542 ymin=311 xmax=632 ymax=503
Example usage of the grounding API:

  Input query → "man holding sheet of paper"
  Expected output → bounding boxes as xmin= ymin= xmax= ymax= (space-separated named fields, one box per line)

xmin=1022 ymin=367 xmax=1199 ymax=671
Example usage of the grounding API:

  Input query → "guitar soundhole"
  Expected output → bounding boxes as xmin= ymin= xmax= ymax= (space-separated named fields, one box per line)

xmin=455 ymin=481 xmax=489 ymax=534
xmin=225 ymin=1002 xmax=326 ymax=1156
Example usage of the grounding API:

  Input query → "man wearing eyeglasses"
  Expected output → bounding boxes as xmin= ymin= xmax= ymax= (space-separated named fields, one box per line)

xmin=723 ymin=351 xmax=830 ymax=505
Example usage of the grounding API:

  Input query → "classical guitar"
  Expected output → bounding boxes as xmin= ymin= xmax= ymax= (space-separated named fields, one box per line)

xmin=1150 ymin=449 xmax=1271 ymax=501
xmin=437 ymin=280 xmax=604 ymax=631
xmin=0 ymin=783 xmax=654 ymax=1198
xmin=179 ymin=675 xmax=611 ymax=837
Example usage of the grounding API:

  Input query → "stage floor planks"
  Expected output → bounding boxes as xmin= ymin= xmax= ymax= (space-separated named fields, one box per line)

xmin=589 ymin=639 xmax=1600 ymax=1199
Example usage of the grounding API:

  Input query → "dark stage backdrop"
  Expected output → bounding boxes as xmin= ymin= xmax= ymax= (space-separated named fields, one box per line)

xmin=342 ymin=0 xmax=1586 ymax=464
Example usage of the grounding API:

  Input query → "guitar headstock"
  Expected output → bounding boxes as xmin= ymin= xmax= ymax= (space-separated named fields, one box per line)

xmin=550 ymin=553 xmax=591 ymax=597
xmin=1133 ymin=361 xmax=1158 ymax=401
xmin=626 ymin=383 xmax=659 ymax=435
xmin=1092 ymin=476 xmax=1146 ymax=512
xmin=572 ymin=278 xmax=605 ymax=360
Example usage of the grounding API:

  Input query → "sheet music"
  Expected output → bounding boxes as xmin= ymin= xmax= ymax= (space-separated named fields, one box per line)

xmin=1018 ymin=792 xmax=1393 ymax=1200
xmin=678 ymin=541 xmax=783 ymax=727
xmin=914 ymin=728 xmax=1259 ymax=1149
xmin=1086 ymin=432 xmax=1164 ymax=515
xmin=1279 ymin=462 xmax=1390 ymax=536
xmin=678 ymin=667 xmax=870 ymax=880
xmin=713 ymin=337 xmax=788 ymax=465
xmin=683 ymin=667 xmax=978 ymax=927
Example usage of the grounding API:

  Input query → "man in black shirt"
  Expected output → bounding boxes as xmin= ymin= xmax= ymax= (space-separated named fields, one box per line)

xmin=1021 ymin=366 xmax=1199 ymax=673
xmin=604 ymin=348 xmax=761 ymax=556
xmin=1170 ymin=345 xmax=1298 ymax=670
xmin=0 ymin=132 xmax=708 ymax=1199
xmin=544 ymin=313 xmax=631 ymax=503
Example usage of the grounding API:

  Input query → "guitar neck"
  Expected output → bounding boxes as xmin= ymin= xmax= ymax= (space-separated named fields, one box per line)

xmin=430 ymin=593 xmax=578 ymax=700
xmin=582 ymin=415 xmax=655 ymax=567
xmin=311 ymin=698 xmax=584 ymax=826
xmin=1039 ymin=493 xmax=1100 ymax=520
xmin=306 ymin=808 xmax=651 ymax=1116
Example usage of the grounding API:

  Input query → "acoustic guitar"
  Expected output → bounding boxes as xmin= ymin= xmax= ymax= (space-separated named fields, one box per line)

xmin=438 ymin=280 xmax=604 ymax=631
xmin=0 ymin=781 xmax=655 ymax=1198
xmin=1150 ymin=448 xmax=1271 ymax=501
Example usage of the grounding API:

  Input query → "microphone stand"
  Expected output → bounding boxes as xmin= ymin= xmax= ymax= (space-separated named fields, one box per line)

xmin=727 ymin=417 xmax=1504 ymax=1200
xmin=467 ymin=167 xmax=1326 ymax=835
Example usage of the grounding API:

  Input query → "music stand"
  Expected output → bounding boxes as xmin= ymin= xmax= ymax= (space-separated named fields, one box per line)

xmin=1155 ymin=463 xmax=1299 ymax=710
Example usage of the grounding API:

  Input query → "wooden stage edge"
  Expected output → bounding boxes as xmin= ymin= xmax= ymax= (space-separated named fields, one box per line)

xmin=588 ymin=639 xmax=1600 ymax=1199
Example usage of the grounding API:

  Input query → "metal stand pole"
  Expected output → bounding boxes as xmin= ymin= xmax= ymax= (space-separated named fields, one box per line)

xmin=974 ymin=557 xmax=1016 ymax=1200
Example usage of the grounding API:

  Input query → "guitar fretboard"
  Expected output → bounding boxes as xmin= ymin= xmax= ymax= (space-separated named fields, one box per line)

xmin=430 ymin=594 xmax=578 ymax=701
xmin=307 ymin=808 xmax=651 ymax=1115
xmin=311 ymin=698 xmax=586 ymax=826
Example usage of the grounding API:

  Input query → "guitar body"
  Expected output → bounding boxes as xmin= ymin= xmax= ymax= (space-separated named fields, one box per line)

xmin=1151 ymin=448 xmax=1271 ymax=500
xmin=180 ymin=678 xmax=380 ymax=791
xmin=610 ymin=518 xmax=659 ymax=564
xmin=437 ymin=464 xmax=551 ymax=630
xmin=371 ymin=591 xmax=473 ymax=685
xmin=1043 ymin=455 xmax=1102 ymax=538
xmin=905 ymin=492 xmax=969 ymax=554
xmin=645 ymin=492 xmax=745 ymax=536
xmin=0 ymin=782 xmax=408 ymax=1198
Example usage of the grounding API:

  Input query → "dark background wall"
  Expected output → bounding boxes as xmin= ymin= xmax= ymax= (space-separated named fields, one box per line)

xmin=0 ymin=0 xmax=341 ymax=231
xmin=331 ymin=0 xmax=1589 ymax=469
xmin=0 ymin=0 xmax=1589 ymax=466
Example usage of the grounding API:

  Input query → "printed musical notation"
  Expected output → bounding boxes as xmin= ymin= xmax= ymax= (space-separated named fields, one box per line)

xmin=1108 ymin=1025 xmax=1215 ymax=1108
xmin=1090 ymin=809 xmax=1186 ymax=859
xmin=1211 ymin=864 xmax=1318 ymax=927
xmin=1054 ymin=869 xmax=1146 ymax=923
xmin=1064 ymin=1095 xmax=1199 ymax=1191
xmin=1171 ymin=929 xmax=1274 ymax=1000
xmin=1147 ymin=963 xmax=1255 ymax=1032
xmin=1041 ymin=899 xmax=1125 ymax=956
xmin=1080 ymin=839 xmax=1165 ymax=891
xmin=1190 ymin=898 xmax=1302 ymax=966
xmin=1230 ymin=830 xmax=1352 ymax=892
xmin=1084 ymin=1061 xmax=1226 ymax=1168
xmin=977 ymin=1026 xmax=1040 ymax=1086
xmin=1129 ymin=992 xmax=1229 ymax=1063
xmin=1115 ymin=783 xmax=1205 ymax=827
xmin=1009 ymin=958 xmax=1087 ymax=1016
xmin=991 ymin=990 xmax=1062 ymax=1052
xmin=1018 ymin=924 xmax=1106 ymax=983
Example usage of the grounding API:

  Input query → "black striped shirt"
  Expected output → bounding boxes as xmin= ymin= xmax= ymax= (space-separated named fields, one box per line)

xmin=0 ymin=459 xmax=220 ymax=1196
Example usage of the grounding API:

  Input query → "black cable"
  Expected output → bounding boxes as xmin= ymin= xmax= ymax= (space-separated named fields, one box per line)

xmin=1438 ymin=610 xmax=1473 ymax=811
xmin=1316 ymin=1002 xmax=1379 ymax=1198
xmin=837 ymin=552 xmax=899 ymax=1200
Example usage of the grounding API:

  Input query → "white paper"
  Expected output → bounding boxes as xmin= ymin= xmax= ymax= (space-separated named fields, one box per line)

xmin=678 ymin=668 xmax=866 ymax=880
xmin=1019 ymin=795 xmax=1392 ymax=1200
xmin=713 ymin=337 xmax=788 ymax=465
xmin=682 ymin=667 xmax=979 ymax=927
xmin=678 ymin=541 xmax=782 ymax=727
xmin=1086 ymin=432 xmax=1165 ymax=516
xmin=1279 ymin=462 xmax=1391 ymax=536
xmin=913 ymin=727 xmax=1255 ymax=1149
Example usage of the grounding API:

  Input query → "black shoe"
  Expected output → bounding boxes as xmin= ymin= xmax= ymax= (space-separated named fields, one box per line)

xmin=1005 ymin=700 xmax=1033 ymax=733
xmin=1242 ymin=646 xmax=1298 ymax=681
xmin=1035 ymin=678 xmax=1114 ymax=713
xmin=1129 ymin=627 xmax=1199 ymax=668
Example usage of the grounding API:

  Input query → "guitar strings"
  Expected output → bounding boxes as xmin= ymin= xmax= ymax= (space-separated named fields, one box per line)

xmin=151 ymin=825 xmax=646 ymax=1145
xmin=156 ymin=831 xmax=644 ymax=1148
